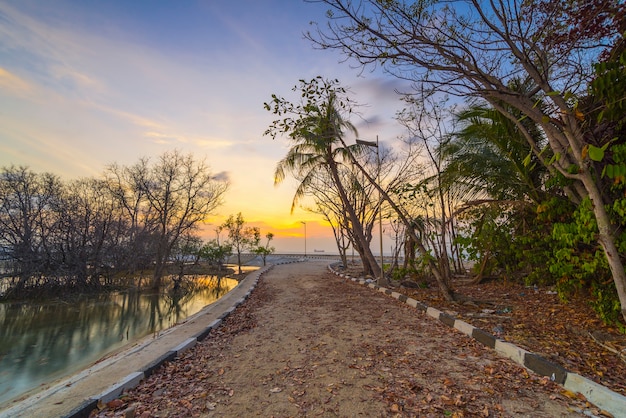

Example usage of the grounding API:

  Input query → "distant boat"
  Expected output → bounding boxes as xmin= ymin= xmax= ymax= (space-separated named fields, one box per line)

xmin=313 ymin=249 xmax=325 ymax=253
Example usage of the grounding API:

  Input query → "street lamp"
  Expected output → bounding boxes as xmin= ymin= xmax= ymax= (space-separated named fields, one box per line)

xmin=301 ymin=221 xmax=307 ymax=257
xmin=355 ymin=136 xmax=384 ymax=281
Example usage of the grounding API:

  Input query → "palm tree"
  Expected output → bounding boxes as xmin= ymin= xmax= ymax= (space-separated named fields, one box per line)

xmin=266 ymin=77 xmax=382 ymax=278
xmin=440 ymin=102 xmax=550 ymax=206
xmin=439 ymin=99 xmax=569 ymax=282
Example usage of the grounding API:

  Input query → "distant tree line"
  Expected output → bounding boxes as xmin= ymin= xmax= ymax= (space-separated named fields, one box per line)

xmin=0 ymin=150 xmax=229 ymax=298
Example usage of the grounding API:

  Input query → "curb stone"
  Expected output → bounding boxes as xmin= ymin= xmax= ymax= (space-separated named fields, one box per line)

xmin=60 ymin=265 xmax=271 ymax=418
xmin=327 ymin=263 xmax=626 ymax=417
xmin=64 ymin=264 xmax=278 ymax=418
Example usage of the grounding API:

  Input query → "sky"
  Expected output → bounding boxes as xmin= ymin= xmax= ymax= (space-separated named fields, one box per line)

xmin=0 ymin=0 xmax=410 ymax=254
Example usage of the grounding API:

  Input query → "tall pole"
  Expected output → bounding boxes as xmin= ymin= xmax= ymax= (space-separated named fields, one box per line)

xmin=376 ymin=135 xmax=384 ymax=280
xmin=301 ymin=221 xmax=307 ymax=257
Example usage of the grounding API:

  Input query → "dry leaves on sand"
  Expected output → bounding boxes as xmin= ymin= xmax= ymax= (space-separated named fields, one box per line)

xmin=94 ymin=262 xmax=594 ymax=417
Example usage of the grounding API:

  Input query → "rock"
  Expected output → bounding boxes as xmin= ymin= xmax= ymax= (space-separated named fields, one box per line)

xmin=492 ymin=324 xmax=504 ymax=337
xmin=400 ymin=280 xmax=421 ymax=289
xmin=124 ymin=406 xmax=136 ymax=418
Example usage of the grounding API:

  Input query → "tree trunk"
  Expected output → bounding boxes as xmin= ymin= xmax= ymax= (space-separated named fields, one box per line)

xmin=151 ymin=260 xmax=165 ymax=290
xmin=344 ymin=144 xmax=454 ymax=300
xmin=352 ymin=236 xmax=375 ymax=276
xmin=328 ymin=159 xmax=381 ymax=279
xmin=583 ymin=175 xmax=626 ymax=322
xmin=403 ymin=234 xmax=416 ymax=270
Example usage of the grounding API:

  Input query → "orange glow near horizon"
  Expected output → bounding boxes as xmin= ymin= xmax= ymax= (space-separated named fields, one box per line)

xmin=202 ymin=211 xmax=336 ymax=253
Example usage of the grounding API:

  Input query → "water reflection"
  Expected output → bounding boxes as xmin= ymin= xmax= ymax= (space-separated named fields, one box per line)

xmin=0 ymin=274 xmax=238 ymax=406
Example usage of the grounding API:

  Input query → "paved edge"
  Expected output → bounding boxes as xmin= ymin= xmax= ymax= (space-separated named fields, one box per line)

xmin=327 ymin=264 xmax=626 ymax=417
xmin=0 ymin=260 xmax=306 ymax=418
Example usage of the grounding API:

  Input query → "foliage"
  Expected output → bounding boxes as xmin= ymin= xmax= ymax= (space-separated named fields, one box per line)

xmin=198 ymin=240 xmax=233 ymax=271
xmin=548 ymin=198 xmax=625 ymax=328
xmin=222 ymin=212 xmax=260 ymax=274
xmin=252 ymin=232 xmax=275 ymax=266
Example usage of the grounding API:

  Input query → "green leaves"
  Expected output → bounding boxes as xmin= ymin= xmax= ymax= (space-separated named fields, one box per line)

xmin=583 ymin=142 xmax=611 ymax=162
xmin=587 ymin=144 xmax=605 ymax=162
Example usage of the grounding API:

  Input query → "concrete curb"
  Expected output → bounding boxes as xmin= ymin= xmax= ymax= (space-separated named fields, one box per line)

xmin=327 ymin=264 xmax=626 ymax=416
xmin=65 ymin=265 xmax=274 ymax=418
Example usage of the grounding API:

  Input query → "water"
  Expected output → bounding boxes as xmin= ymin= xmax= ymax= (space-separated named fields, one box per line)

xmin=0 ymin=275 xmax=239 ymax=406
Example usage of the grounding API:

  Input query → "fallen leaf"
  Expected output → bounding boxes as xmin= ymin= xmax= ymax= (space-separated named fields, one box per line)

xmin=106 ymin=399 xmax=125 ymax=410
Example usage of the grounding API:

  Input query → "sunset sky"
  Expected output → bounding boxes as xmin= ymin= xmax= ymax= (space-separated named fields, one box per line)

xmin=0 ymin=0 xmax=410 ymax=253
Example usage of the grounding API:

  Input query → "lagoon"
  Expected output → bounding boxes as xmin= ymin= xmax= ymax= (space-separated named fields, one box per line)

xmin=0 ymin=275 xmax=239 ymax=406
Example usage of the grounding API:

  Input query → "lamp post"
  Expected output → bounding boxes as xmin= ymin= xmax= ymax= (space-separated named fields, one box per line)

xmin=355 ymin=136 xmax=384 ymax=281
xmin=301 ymin=221 xmax=307 ymax=257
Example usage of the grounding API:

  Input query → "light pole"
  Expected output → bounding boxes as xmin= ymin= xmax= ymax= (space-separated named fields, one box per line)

xmin=355 ymin=136 xmax=384 ymax=281
xmin=301 ymin=221 xmax=307 ymax=257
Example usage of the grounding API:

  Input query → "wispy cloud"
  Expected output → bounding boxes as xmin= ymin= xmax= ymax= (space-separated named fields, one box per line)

xmin=0 ymin=67 xmax=34 ymax=97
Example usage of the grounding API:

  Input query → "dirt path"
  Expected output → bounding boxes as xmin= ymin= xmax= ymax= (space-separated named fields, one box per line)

xmin=96 ymin=260 xmax=586 ymax=417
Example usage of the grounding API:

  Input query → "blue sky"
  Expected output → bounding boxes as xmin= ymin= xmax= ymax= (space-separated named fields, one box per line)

xmin=0 ymin=0 xmax=409 ymax=252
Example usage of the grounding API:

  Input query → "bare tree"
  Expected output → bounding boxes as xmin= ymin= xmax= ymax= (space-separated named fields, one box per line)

xmin=0 ymin=166 xmax=62 ymax=295
xmin=104 ymin=160 xmax=155 ymax=273
xmin=397 ymin=93 xmax=458 ymax=282
xmin=54 ymin=178 xmax=118 ymax=287
xmin=141 ymin=151 xmax=229 ymax=289
xmin=106 ymin=151 xmax=228 ymax=289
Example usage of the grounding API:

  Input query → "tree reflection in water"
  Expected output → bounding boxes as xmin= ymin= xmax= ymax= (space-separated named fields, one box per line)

xmin=0 ymin=274 xmax=238 ymax=406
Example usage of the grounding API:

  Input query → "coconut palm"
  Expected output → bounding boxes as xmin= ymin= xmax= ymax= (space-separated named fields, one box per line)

xmin=266 ymin=77 xmax=382 ymax=277
xmin=440 ymin=102 xmax=551 ymax=206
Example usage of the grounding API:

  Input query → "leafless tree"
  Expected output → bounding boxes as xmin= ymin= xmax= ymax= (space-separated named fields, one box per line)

xmin=0 ymin=166 xmax=62 ymax=295
xmin=141 ymin=151 xmax=229 ymax=289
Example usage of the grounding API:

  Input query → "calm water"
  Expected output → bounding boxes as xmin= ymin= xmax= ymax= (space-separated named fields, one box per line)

xmin=0 ymin=275 xmax=239 ymax=406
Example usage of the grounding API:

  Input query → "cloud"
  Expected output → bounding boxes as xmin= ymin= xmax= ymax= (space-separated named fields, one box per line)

xmin=0 ymin=67 xmax=35 ymax=97
xmin=212 ymin=171 xmax=231 ymax=182
xmin=0 ymin=0 xmax=409 ymax=249
xmin=352 ymin=76 xmax=413 ymax=99
xmin=49 ymin=65 xmax=104 ymax=93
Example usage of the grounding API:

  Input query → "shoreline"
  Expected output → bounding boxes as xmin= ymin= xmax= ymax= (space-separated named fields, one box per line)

xmin=0 ymin=264 xmax=273 ymax=418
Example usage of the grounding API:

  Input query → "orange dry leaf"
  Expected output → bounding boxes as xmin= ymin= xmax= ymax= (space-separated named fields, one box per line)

xmin=106 ymin=399 xmax=124 ymax=410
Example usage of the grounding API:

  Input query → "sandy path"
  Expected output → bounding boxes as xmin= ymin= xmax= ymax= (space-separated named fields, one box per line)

xmin=97 ymin=260 xmax=584 ymax=417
